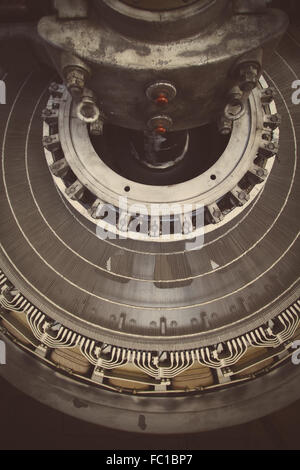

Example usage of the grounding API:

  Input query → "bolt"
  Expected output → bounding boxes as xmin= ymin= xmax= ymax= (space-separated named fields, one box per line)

xmin=50 ymin=159 xmax=68 ymax=178
xmin=270 ymin=114 xmax=280 ymax=123
xmin=146 ymin=81 xmax=177 ymax=103
xmin=64 ymin=66 xmax=87 ymax=99
xmin=155 ymin=93 xmax=169 ymax=105
xmin=262 ymin=133 xmax=272 ymax=142
xmin=218 ymin=116 xmax=232 ymax=135
xmin=50 ymin=82 xmax=58 ymax=91
xmin=42 ymin=108 xmax=59 ymax=124
xmin=261 ymin=87 xmax=275 ymax=104
xmin=43 ymin=136 xmax=52 ymax=144
xmin=228 ymin=85 xmax=243 ymax=103
xmin=220 ymin=126 xmax=231 ymax=136
xmin=256 ymin=168 xmax=266 ymax=178
xmin=90 ymin=117 xmax=104 ymax=136
xmin=213 ymin=209 xmax=222 ymax=219
xmin=155 ymin=126 xmax=167 ymax=134
xmin=42 ymin=108 xmax=52 ymax=117
xmin=238 ymin=191 xmax=247 ymax=201
xmin=238 ymin=63 xmax=260 ymax=92
xmin=147 ymin=115 xmax=173 ymax=133
xmin=264 ymin=113 xmax=281 ymax=130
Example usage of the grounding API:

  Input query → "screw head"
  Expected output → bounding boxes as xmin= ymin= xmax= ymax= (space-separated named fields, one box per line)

xmin=237 ymin=63 xmax=260 ymax=92
xmin=146 ymin=81 xmax=177 ymax=103
xmin=50 ymin=82 xmax=58 ymax=91
xmin=155 ymin=126 xmax=167 ymax=134
xmin=238 ymin=191 xmax=247 ymax=201
xmin=155 ymin=93 xmax=169 ymax=105
xmin=64 ymin=66 xmax=87 ymax=98
xmin=218 ymin=117 xmax=232 ymax=135
xmin=147 ymin=115 xmax=173 ymax=132
xmin=42 ymin=108 xmax=52 ymax=117
xmin=270 ymin=114 xmax=280 ymax=122
xmin=213 ymin=209 xmax=222 ymax=219
xmin=256 ymin=168 xmax=265 ymax=178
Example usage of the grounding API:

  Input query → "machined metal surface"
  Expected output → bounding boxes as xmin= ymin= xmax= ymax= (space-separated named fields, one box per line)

xmin=0 ymin=268 xmax=299 ymax=395
xmin=38 ymin=3 xmax=288 ymax=131
xmin=0 ymin=3 xmax=299 ymax=434
xmin=114 ymin=0 xmax=200 ymax=12
xmin=43 ymin=77 xmax=278 ymax=242
xmin=0 ymin=36 xmax=299 ymax=352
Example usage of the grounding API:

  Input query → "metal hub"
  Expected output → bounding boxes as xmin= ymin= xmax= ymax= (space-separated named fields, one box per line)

xmin=43 ymin=78 xmax=279 ymax=241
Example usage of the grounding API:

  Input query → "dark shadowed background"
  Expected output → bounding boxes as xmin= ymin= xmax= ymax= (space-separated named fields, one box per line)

xmin=0 ymin=376 xmax=299 ymax=450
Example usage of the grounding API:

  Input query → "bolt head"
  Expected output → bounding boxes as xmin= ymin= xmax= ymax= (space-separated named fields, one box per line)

xmin=155 ymin=126 xmax=167 ymax=134
xmin=42 ymin=108 xmax=52 ymax=117
xmin=238 ymin=63 xmax=260 ymax=92
xmin=221 ymin=128 xmax=231 ymax=136
xmin=147 ymin=115 xmax=173 ymax=132
xmin=213 ymin=209 xmax=222 ymax=219
xmin=256 ymin=168 xmax=265 ymax=178
xmin=64 ymin=67 xmax=87 ymax=98
xmin=155 ymin=93 xmax=169 ymax=106
xmin=146 ymin=81 xmax=177 ymax=103
xmin=238 ymin=191 xmax=247 ymax=200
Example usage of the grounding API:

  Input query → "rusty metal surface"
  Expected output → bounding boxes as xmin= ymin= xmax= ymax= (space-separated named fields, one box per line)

xmin=38 ymin=4 xmax=288 ymax=131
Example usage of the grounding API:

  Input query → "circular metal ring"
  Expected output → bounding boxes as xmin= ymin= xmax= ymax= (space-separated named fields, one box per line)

xmin=59 ymin=91 xmax=258 ymax=213
xmin=44 ymin=79 xmax=278 ymax=241
xmin=224 ymin=99 xmax=246 ymax=121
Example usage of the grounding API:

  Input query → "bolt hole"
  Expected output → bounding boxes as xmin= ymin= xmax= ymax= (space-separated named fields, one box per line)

xmin=210 ymin=174 xmax=217 ymax=181
xmin=124 ymin=186 xmax=131 ymax=192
